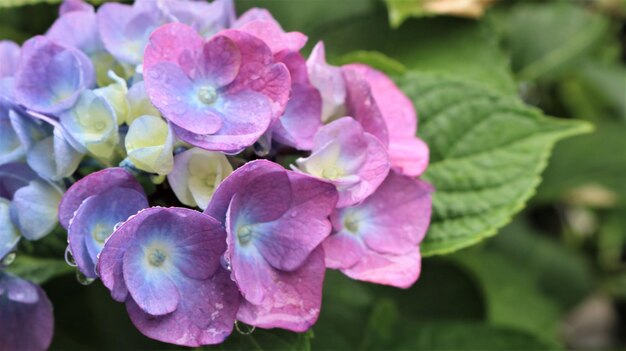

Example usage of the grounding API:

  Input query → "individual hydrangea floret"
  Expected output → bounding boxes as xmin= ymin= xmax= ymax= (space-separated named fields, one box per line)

xmin=205 ymin=160 xmax=338 ymax=331
xmin=14 ymin=36 xmax=94 ymax=114
xmin=324 ymin=171 xmax=432 ymax=288
xmin=294 ymin=117 xmax=390 ymax=208
xmin=0 ymin=163 xmax=64 ymax=251
xmin=58 ymin=167 xmax=145 ymax=229
xmin=0 ymin=272 xmax=54 ymax=351
xmin=125 ymin=115 xmax=175 ymax=175
xmin=60 ymin=90 xmax=119 ymax=160
xmin=98 ymin=207 xmax=239 ymax=346
xmin=143 ymin=23 xmax=291 ymax=153
xmin=167 ymin=147 xmax=233 ymax=210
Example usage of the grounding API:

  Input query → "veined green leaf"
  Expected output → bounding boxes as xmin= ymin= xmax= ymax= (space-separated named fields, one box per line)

xmin=396 ymin=73 xmax=592 ymax=255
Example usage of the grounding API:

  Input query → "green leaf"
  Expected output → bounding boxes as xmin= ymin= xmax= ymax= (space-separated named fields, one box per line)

xmin=395 ymin=322 xmax=558 ymax=350
xmin=0 ymin=0 xmax=59 ymax=8
xmin=336 ymin=51 xmax=407 ymax=76
xmin=395 ymin=73 xmax=592 ymax=255
xmin=215 ymin=329 xmax=313 ymax=351
xmin=5 ymin=254 xmax=74 ymax=285
xmin=495 ymin=1 xmax=611 ymax=82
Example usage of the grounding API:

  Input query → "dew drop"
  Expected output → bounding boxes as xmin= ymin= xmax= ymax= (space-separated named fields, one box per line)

xmin=235 ymin=320 xmax=255 ymax=335
xmin=220 ymin=254 xmax=231 ymax=271
xmin=113 ymin=221 xmax=124 ymax=231
xmin=76 ymin=270 xmax=95 ymax=286
xmin=253 ymin=137 xmax=272 ymax=157
xmin=65 ymin=246 xmax=77 ymax=267
xmin=1 ymin=252 xmax=16 ymax=266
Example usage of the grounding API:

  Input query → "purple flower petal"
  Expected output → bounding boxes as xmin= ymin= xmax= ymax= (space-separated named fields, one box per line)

xmin=58 ymin=167 xmax=145 ymax=229
xmin=68 ymin=187 xmax=148 ymax=278
xmin=99 ymin=207 xmax=238 ymax=346
xmin=325 ymin=171 xmax=433 ymax=288
xmin=306 ymin=42 xmax=346 ymax=122
xmin=345 ymin=64 xmax=429 ymax=176
xmin=145 ymin=62 xmax=223 ymax=135
xmin=47 ymin=8 xmax=102 ymax=54
xmin=14 ymin=36 xmax=94 ymax=114
xmin=0 ymin=272 xmax=53 ymax=351
xmin=10 ymin=179 xmax=63 ymax=240
xmin=126 ymin=268 xmax=239 ymax=346
xmin=206 ymin=160 xmax=336 ymax=328
xmin=295 ymin=117 xmax=390 ymax=207
xmin=59 ymin=0 xmax=93 ymax=15
xmin=233 ymin=8 xmax=307 ymax=54
xmin=236 ymin=247 xmax=325 ymax=332
xmin=342 ymin=66 xmax=389 ymax=146
xmin=171 ymin=90 xmax=273 ymax=153
xmin=143 ymin=22 xmax=203 ymax=75
xmin=0 ymin=41 xmax=20 ymax=80
xmin=0 ymin=162 xmax=38 ymax=200
xmin=97 ymin=3 xmax=162 ymax=65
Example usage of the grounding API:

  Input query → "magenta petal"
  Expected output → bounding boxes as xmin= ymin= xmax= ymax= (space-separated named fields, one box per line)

xmin=199 ymin=35 xmax=241 ymax=88
xmin=342 ymin=66 xmax=389 ymax=146
xmin=126 ymin=269 xmax=239 ymax=347
xmin=322 ymin=231 xmax=365 ymax=269
xmin=58 ymin=167 xmax=144 ymax=229
xmin=172 ymin=90 xmax=272 ymax=153
xmin=351 ymin=172 xmax=433 ymax=255
xmin=234 ymin=8 xmax=307 ymax=54
xmin=144 ymin=62 xmax=222 ymax=135
xmin=272 ymin=82 xmax=322 ymax=151
xmin=343 ymin=250 xmax=421 ymax=289
xmin=143 ymin=22 xmax=203 ymax=74
xmin=221 ymin=29 xmax=291 ymax=119
xmin=345 ymin=64 xmax=416 ymax=138
xmin=389 ymin=136 xmax=430 ymax=177
xmin=236 ymin=247 xmax=325 ymax=332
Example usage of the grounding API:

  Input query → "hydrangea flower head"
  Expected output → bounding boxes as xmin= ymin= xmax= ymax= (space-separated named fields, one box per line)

xmin=294 ymin=117 xmax=390 ymax=207
xmin=14 ymin=36 xmax=94 ymax=114
xmin=324 ymin=171 xmax=432 ymax=288
xmin=143 ymin=23 xmax=291 ymax=153
xmin=205 ymin=160 xmax=338 ymax=330
xmin=98 ymin=207 xmax=239 ymax=346
xmin=0 ymin=272 xmax=53 ymax=351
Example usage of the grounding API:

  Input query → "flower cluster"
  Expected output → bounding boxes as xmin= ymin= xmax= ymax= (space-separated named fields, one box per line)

xmin=0 ymin=0 xmax=432 ymax=348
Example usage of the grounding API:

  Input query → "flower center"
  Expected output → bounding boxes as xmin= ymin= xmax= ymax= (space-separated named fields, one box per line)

xmin=237 ymin=225 xmax=253 ymax=245
xmin=148 ymin=249 xmax=167 ymax=267
xmin=198 ymin=86 xmax=218 ymax=105
xmin=91 ymin=223 xmax=110 ymax=243
xmin=322 ymin=167 xmax=341 ymax=179
xmin=343 ymin=214 xmax=360 ymax=234
xmin=204 ymin=173 xmax=217 ymax=188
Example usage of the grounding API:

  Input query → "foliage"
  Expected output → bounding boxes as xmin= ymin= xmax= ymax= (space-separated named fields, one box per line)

xmin=0 ymin=0 xmax=623 ymax=350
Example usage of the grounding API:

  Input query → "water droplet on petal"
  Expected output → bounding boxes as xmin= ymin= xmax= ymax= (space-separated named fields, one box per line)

xmin=65 ymin=246 xmax=77 ymax=267
xmin=253 ymin=137 xmax=272 ymax=157
xmin=220 ymin=254 xmax=231 ymax=272
xmin=76 ymin=270 xmax=95 ymax=286
xmin=1 ymin=252 xmax=16 ymax=266
xmin=235 ymin=320 xmax=255 ymax=335
xmin=113 ymin=221 xmax=124 ymax=231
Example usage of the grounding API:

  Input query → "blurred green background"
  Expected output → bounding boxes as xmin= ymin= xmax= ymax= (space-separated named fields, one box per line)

xmin=1 ymin=0 xmax=624 ymax=350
